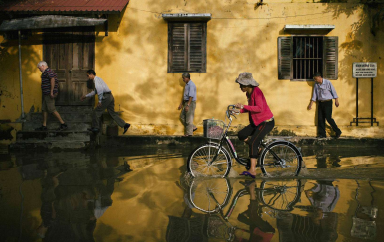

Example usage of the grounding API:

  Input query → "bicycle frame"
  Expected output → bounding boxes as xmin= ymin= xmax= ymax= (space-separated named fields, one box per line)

xmin=209 ymin=183 xmax=290 ymax=221
xmin=207 ymin=105 xmax=294 ymax=169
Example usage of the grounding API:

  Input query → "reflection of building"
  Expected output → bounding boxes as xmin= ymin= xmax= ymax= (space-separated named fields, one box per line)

xmin=277 ymin=212 xmax=338 ymax=242
xmin=351 ymin=180 xmax=377 ymax=240
xmin=166 ymin=215 xmax=208 ymax=242
xmin=37 ymin=155 xmax=123 ymax=242
xmin=277 ymin=180 xmax=340 ymax=242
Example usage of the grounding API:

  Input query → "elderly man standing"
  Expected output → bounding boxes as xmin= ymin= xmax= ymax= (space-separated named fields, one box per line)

xmin=35 ymin=61 xmax=68 ymax=131
xmin=178 ymin=73 xmax=197 ymax=136
xmin=308 ymin=72 xmax=342 ymax=139
xmin=81 ymin=70 xmax=130 ymax=134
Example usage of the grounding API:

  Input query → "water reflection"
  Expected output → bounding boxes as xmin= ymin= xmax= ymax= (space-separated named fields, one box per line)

xmin=171 ymin=177 xmax=381 ymax=242
xmin=9 ymin=153 xmax=132 ymax=242
xmin=36 ymin=163 xmax=124 ymax=242
xmin=278 ymin=180 xmax=339 ymax=241
xmin=1 ymin=148 xmax=384 ymax=241
xmin=351 ymin=180 xmax=377 ymax=240
xmin=302 ymin=148 xmax=384 ymax=169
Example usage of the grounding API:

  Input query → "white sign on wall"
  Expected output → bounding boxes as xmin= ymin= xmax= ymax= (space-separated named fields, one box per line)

xmin=353 ymin=62 xmax=377 ymax=78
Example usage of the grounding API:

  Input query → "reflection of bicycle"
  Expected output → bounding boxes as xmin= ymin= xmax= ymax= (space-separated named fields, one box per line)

xmin=188 ymin=178 xmax=303 ymax=214
xmin=187 ymin=105 xmax=303 ymax=177
xmin=186 ymin=178 xmax=304 ymax=241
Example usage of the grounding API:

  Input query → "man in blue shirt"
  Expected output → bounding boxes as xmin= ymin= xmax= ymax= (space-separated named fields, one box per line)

xmin=308 ymin=72 xmax=342 ymax=139
xmin=178 ymin=73 xmax=197 ymax=136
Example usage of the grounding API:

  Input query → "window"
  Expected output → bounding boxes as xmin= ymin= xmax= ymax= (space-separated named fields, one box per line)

xmin=278 ymin=36 xmax=338 ymax=80
xmin=168 ymin=22 xmax=207 ymax=73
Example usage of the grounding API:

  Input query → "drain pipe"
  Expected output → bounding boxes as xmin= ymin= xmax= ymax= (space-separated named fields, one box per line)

xmin=18 ymin=30 xmax=25 ymax=119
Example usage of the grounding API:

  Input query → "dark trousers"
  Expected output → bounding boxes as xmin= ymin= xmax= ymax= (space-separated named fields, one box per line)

xmin=92 ymin=93 xmax=126 ymax=128
xmin=317 ymin=100 xmax=341 ymax=137
xmin=238 ymin=120 xmax=275 ymax=158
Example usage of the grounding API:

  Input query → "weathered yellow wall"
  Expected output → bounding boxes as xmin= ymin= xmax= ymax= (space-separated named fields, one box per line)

xmin=1 ymin=0 xmax=384 ymax=142
xmin=0 ymin=34 xmax=42 ymax=144
xmin=95 ymin=0 xmax=384 ymax=137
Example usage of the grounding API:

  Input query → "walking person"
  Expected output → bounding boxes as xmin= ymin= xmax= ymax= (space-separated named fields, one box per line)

xmin=81 ymin=70 xmax=130 ymax=134
xmin=235 ymin=73 xmax=275 ymax=179
xmin=35 ymin=61 xmax=68 ymax=131
xmin=307 ymin=72 xmax=342 ymax=139
xmin=178 ymin=73 xmax=197 ymax=136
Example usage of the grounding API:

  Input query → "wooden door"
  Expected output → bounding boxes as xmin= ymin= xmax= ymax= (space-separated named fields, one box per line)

xmin=43 ymin=30 xmax=95 ymax=105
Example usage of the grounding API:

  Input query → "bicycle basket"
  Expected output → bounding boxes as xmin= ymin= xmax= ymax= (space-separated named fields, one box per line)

xmin=203 ymin=119 xmax=226 ymax=140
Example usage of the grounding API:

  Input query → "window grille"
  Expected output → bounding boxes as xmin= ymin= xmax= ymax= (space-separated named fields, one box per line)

xmin=293 ymin=37 xmax=323 ymax=80
xmin=278 ymin=36 xmax=338 ymax=80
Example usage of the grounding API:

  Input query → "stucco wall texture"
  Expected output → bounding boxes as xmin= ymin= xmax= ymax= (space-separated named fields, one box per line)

xmin=1 ymin=0 xmax=383 ymax=141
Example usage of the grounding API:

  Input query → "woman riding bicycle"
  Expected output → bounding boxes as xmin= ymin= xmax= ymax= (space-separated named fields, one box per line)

xmin=235 ymin=73 xmax=275 ymax=178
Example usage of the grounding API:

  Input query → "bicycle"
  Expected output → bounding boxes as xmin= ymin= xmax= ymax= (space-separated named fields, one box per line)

xmin=187 ymin=105 xmax=304 ymax=178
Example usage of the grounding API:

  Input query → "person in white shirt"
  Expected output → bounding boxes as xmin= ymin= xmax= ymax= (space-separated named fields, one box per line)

xmin=81 ymin=70 xmax=130 ymax=134
xmin=177 ymin=73 xmax=197 ymax=136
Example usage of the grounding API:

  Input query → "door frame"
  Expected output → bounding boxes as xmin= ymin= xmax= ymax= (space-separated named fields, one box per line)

xmin=42 ymin=28 xmax=95 ymax=106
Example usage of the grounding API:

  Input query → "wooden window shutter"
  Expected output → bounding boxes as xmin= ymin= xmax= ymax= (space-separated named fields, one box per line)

xmin=323 ymin=36 xmax=338 ymax=80
xmin=168 ymin=22 xmax=206 ymax=73
xmin=168 ymin=23 xmax=187 ymax=73
xmin=278 ymin=37 xmax=293 ymax=79
xmin=188 ymin=23 xmax=206 ymax=73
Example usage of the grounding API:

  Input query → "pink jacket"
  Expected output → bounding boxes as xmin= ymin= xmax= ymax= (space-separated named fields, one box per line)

xmin=240 ymin=87 xmax=274 ymax=126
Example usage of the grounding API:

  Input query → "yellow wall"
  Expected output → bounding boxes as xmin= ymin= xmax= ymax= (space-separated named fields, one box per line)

xmin=1 ymin=0 xmax=384 ymax=142
xmin=95 ymin=0 xmax=384 ymax=137
xmin=0 ymin=34 xmax=43 ymax=144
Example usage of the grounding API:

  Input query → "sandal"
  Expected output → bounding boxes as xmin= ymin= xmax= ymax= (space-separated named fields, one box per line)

xmin=239 ymin=171 xmax=256 ymax=179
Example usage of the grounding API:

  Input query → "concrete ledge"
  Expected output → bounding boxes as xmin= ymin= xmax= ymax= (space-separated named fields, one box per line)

xmin=17 ymin=131 xmax=90 ymax=140
xmin=8 ymin=133 xmax=384 ymax=150
xmin=100 ymin=135 xmax=208 ymax=148
xmin=10 ymin=141 xmax=90 ymax=150
xmin=100 ymin=135 xmax=384 ymax=148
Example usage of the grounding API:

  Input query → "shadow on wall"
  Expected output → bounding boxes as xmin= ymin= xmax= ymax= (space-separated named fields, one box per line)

xmin=91 ymin=0 xmax=287 ymax=128
xmin=0 ymin=33 xmax=42 ymax=119
xmin=94 ymin=4 xmax=177 ymax=127
xmin=322 ymin=1 xmax=384 ymax=122
xmin=198 ymin=12 xmax=280 ymax=122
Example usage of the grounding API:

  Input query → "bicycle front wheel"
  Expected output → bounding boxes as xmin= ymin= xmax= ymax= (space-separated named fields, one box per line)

xmin=187 ymin=143 xmax=232 ymax=177
xmin=188 ymin=178 xmax=232 ymax=213
xmin=259 ymin=141 xmax=302 ymax=177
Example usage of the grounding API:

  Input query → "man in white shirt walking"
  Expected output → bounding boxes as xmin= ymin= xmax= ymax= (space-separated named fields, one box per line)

xmin=307 ymin=72 xmax=342 ymax=139
xmin=178 ymin=73 xmax=197 ymax=136
xmin=81 ymin=70 xmax=130 ymax=134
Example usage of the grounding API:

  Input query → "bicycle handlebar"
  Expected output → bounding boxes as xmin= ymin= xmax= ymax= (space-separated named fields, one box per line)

xmin=226 ymin=104 xmax=239 ymax=119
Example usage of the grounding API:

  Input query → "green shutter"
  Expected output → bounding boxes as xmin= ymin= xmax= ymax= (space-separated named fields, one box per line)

xmin=168 ymin=23 xmax=187 ymax=73
xmin=323 ymin=36 xmax=338 ymax=80
xmin=278 ymin=37 xmax=293 ymax=80
xmin=188 ymin=23 xmax=206 ymax=73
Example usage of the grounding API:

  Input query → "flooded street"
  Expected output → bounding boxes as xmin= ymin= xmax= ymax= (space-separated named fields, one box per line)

xmin=0 ymin=147 xmax=384 ymax=242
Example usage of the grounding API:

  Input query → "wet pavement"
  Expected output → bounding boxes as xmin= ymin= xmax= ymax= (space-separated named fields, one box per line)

xmin=0 ymin=146 xmax=384 ymax=242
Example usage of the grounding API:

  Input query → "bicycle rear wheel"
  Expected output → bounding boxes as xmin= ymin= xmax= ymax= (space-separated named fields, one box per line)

xmin=259 ymin=179 xmax=303 ymax=211
xmin=188 ymin=178 xmax=232 ymax=213
xmin=259 ymin=141 xmax=302 ymax=177
xmin=187 ymin=143 xmax=232 ymax=177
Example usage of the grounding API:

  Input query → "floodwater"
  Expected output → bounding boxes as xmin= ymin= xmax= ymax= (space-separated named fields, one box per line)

xmin=0 ymin=147 xmax=383 ymax=242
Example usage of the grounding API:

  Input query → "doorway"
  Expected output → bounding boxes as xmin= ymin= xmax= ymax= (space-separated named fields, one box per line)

xmin=43 ymin=30 xmax=95 ymax=106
